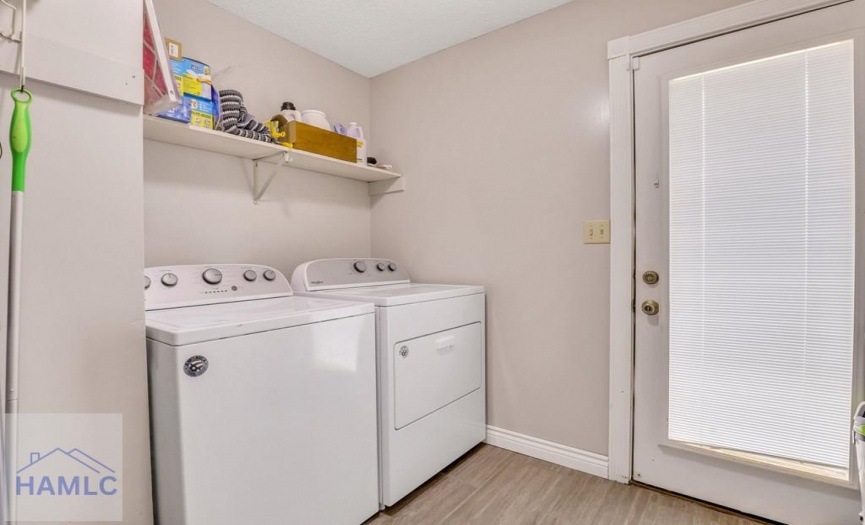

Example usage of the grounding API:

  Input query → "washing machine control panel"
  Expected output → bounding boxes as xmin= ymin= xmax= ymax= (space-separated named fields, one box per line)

xmin=291 ymin=258 xmax=411 ymax=291
xmin=145 ymin=264 xmax=292 ymax=310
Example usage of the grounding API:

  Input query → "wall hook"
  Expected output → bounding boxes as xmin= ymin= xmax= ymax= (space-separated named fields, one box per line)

xmin=0 ymin=0 xmax=20 ymax=42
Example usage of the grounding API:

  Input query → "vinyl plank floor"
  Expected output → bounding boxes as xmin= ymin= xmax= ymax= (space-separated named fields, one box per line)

xmin=364 ymin=444 xmax=770 ymax=525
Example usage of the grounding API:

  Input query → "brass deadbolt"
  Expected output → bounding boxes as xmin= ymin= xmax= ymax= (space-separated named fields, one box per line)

xmin=642 ymin=271 xmax=659 ymax=285
xmin=641 ymin=300 xmax=660 ymax=316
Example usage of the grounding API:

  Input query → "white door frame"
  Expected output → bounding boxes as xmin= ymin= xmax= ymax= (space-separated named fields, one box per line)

xmin=606 ymin=0 xmax=852 ymax=484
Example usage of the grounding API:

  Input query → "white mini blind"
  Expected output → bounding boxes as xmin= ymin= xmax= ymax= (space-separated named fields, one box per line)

xmin=667 ymin=41 xmax=855 ymax=470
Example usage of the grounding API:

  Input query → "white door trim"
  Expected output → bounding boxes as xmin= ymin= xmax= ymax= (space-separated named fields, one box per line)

xmin=606 ymin=0 xmax=852 ymax=484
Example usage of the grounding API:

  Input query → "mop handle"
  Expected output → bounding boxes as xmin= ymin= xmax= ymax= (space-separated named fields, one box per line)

xmin=6 ymin=88 xmax=30 ymax=407
xmin=10 ymin=88 xmax=31 ymax=192
xmin=5 ymin=87 xmax=31 ymax=525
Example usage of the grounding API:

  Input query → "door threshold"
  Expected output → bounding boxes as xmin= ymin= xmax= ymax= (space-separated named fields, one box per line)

xmin=631 ymin=481 xmax=784 ymax=524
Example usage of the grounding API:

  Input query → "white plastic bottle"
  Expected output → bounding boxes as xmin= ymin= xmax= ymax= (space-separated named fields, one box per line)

xmin=346 ymin=122 xmax=368 ymax=165
xmin=280 ymin=102 xmax=303 ymax=122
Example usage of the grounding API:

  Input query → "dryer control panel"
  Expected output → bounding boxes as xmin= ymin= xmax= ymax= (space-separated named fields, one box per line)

xmin=145 ymin=264 xmax=292 ymax=310
xmin=291 ymin=258 xmax=411 ymax=291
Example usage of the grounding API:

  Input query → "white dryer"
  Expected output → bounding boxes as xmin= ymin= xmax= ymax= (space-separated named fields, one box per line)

xmin=291 ymin=258 xmax=486 ymax=506
xmin=145 ymin=264 xmax=379 ymax=525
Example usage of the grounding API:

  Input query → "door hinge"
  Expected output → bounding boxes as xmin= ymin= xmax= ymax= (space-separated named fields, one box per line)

xmin=629 ymin=56 xmax=641 ymax=71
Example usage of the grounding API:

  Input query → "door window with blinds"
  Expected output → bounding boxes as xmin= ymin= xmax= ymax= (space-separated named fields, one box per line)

xmin=667 ymin=41 xmax=855 ymax=479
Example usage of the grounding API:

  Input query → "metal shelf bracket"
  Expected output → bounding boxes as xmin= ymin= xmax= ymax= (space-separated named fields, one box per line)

xmin=253 ymin=152 xmax=290 ymax=204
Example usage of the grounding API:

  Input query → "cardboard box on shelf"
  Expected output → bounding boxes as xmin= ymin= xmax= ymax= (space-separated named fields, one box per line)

xmin=157 ymin=94 xmax=215 ymax=128
xmin=171 ymin=57 xmax=212 ymax=101
xmin=285 ymin=120 xmax=357 ymax=163
xmin=188 ymin=98 xmax=215 ymax=129
xmin=156 ymin=39 xmax=215 ymax=129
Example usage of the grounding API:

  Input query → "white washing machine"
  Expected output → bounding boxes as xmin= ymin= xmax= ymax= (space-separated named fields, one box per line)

xmin=291 ymin=258 xmax=486 ymax=506
xmin=144 ymin=264 xmax=379 ymax=525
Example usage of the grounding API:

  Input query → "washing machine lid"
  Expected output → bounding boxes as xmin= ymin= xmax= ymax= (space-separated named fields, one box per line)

xmin=145 ymin=296 xmax=373 ymax=346
xmin=311 ymin=283 xmax=484 ymax=307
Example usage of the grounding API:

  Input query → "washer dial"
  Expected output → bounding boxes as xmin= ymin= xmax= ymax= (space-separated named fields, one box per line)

xmin=263 ymin=269 xmax=277 ymax=281
xmin=353 ymin=261 xmax=368 ymax=273
xmin=388 ymin=262 xmax=398 ymax=272
xmin=202 ymin=268 xmax=223 ymax=285
xmin=243 ymin=270 xmax=258 ymax=282
xmin=144 ymin=275 xmax=151 ymax=290
xmin=376 ymin=262 xmax=387 ymax=271
xmin=161 ymin=273 xmax=178 ymax=287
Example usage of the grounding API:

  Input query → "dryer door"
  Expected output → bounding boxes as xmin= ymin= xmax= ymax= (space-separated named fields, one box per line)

xmin=394 ymin=322 xmax=483 ymax=429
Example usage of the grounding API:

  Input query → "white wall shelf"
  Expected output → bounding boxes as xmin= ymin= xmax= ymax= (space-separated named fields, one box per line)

xmin=143 ymin=115 xmax=404 ymax=202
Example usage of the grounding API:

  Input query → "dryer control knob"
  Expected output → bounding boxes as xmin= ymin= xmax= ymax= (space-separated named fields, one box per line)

xmin=243 ymin=270 xmax=258 ymax=282
xmin=202 ymin=268 xmax=223 ymax=285
xmin=161 ymin=273 xmax=178 ymax=287
xmin=263 ymin=269 xmax=277 ymax=281
xmin=144 ymin=275 xmax=151 ymax=290
xmin=388 ymin=262 xmax=398 ymax=272
xmin=376 ymin=262 xmax=387 ymax=271
xmin=353 ymin=261 xmax=367 ymax=273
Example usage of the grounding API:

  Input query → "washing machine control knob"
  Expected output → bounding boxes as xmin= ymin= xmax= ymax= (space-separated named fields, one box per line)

xmin=388 ymin=262 xmax=398 ymax=272
xmin=263 ymin=269 xmax=277 ymax=281
xmin=144 ymin=275 xmax=151 ymax=290
xmin=202 ymin=268 xmax=223 ymax=285
xmin=353 ymin=261 xmax=367 ymax=273
xmin=376 ymin=262 xmax=387 ymax=271
xmin=243 ymin=270 xmax=258 ymax=282
xmin=161 ymin=273 xmax=178 ymax=287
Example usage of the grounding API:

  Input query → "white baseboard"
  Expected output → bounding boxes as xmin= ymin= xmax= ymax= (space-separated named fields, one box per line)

xmin=485 ymin=425 xmax=609 ymax=479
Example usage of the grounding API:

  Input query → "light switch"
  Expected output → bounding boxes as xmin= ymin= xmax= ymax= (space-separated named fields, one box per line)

xmin=584 ymin=220 xmax=610 ymax=244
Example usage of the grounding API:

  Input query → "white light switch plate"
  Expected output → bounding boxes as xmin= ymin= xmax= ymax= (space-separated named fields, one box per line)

xmin=584 ymin=220 xmax=610 ymax=244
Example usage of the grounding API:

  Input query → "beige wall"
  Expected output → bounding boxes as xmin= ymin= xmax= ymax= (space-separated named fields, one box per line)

xmin=17 ymin=86 xmax=151 ymax=525
xmin=144 ymin=0 xmax=751 ymax=461
xmin=145 ymin=0 xmax=373 ymax=275
xmin=370 ymin=0 xmax=747 ymax=455
xmin=1 ymin=1 xmax=153 ymax=523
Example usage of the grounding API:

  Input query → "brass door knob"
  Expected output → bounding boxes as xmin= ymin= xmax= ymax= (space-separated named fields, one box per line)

xmin=642 ymin=271 xmax=659 ymax=285
xmin=641 ymin=300 xmax=660 ymax=316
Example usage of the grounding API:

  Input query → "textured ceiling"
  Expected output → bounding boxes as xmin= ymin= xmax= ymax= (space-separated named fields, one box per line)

xmin=204 ymin=0 xmax=575 ymax=77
